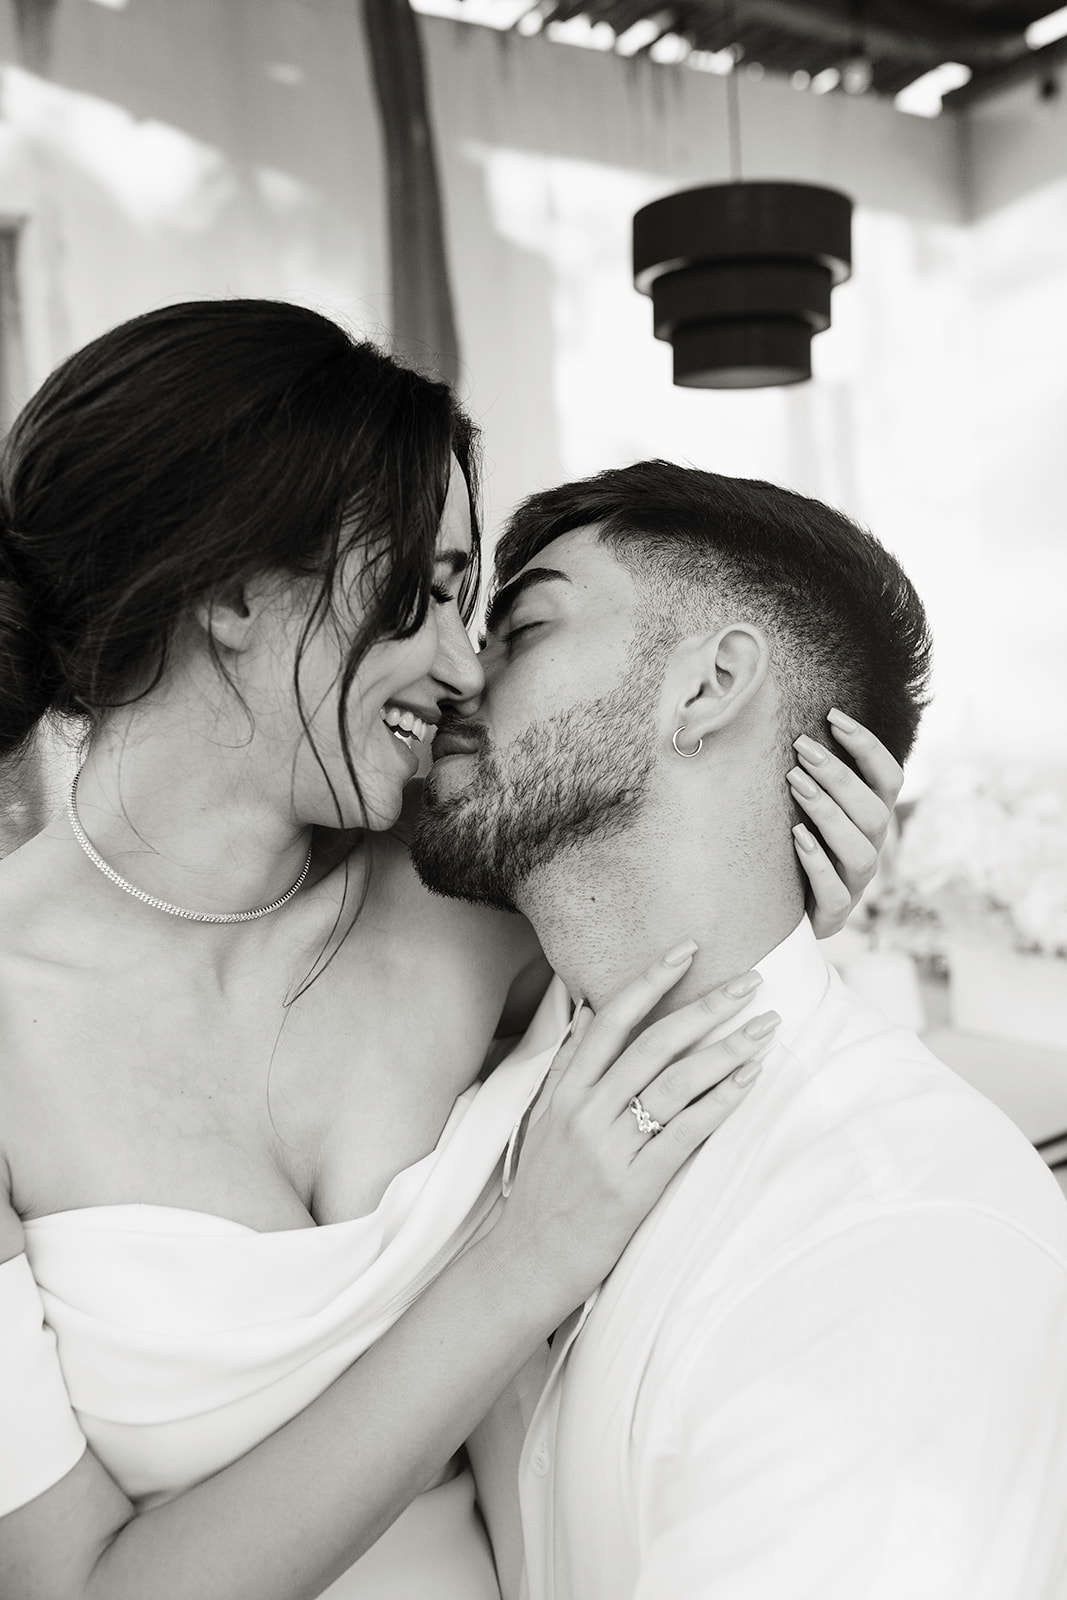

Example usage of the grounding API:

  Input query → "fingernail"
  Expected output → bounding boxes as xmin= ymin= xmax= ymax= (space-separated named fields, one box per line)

xmin=663 ymin=938 xmax=698 ymax=966
xmin=745 ymin=1011 xmax=780 ymax=1039
xmin=788 ymin=767 xmax=819 ymax=798
xmin=733 ymin=1059 xmax=764 ymax=1087
xmin=793 ymin=823 xmax=817 ymax=854
xmin=794 ymin=734 xmax=827 ymax=764
xmin=725 ymin=971 xmax=762 ymax=998
xmin=827 ymin=708 xmax=857 ymax=734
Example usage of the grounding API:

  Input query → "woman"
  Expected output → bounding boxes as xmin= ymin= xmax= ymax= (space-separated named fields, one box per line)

xmin=0 ymin=300 xmax=899 ymax=1600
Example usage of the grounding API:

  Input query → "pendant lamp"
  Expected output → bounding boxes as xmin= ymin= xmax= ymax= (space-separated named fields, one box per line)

xmin=633 ymin=180 xmax=852 ymax=388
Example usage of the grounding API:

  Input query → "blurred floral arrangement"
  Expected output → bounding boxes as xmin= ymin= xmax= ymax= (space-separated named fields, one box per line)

xmin=854 ymin=764 xmax=1067 ymax=967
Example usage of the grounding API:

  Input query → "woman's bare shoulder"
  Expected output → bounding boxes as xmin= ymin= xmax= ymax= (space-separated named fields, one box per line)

xmin=0 ymin=831 xmax=94 ymax=998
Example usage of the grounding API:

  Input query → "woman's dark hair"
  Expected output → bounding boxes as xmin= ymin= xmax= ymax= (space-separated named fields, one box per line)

xmin=0 ymin=298 xmax=481 ymax=801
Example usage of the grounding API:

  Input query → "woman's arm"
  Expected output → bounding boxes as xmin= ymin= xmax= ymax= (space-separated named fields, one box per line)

xmin=0 ymin=950 xmax=776 ymax=1600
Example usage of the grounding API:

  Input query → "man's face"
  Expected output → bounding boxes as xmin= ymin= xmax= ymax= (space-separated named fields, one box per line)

xmin=411 ymin=526 xmax=666 ymax=910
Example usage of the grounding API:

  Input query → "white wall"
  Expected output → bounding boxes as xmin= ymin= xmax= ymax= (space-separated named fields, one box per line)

xmin=0 ymin=0 xmax=389 ymax=393
xmin=964 ymin=75 xmax=1067 ymax=219
xmin=421 ymin=20 xmax=966 ymax=525
xmin=0 ymin=0 xmax=965 ymax=495
xmin=0 ymin=0 xmax=1063 ymax=790
xmin=424 ymin=20 xmax=965 ymax=214
xmin=419 ymin=23 xmax=1067 ymax=785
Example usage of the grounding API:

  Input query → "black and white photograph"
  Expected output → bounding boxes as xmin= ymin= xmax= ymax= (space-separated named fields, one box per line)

xmin=1 ymin=2 xmax=1066 ymax=1596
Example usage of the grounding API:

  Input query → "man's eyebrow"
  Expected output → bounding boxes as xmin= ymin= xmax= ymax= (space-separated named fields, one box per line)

xmin=435 ymin=548 xmax=471 ymax=577
xmin=482 ymin=567 xmax=571 ymax=639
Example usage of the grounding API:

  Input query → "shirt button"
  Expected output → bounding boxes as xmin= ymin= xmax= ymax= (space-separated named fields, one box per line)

xmin=531 ymin=1444 xmax=550 ymax=1476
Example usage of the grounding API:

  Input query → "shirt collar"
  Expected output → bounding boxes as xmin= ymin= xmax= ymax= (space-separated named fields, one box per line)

xmin=754 ymin=916 xmax=833 ymax=1033
xmin=704 ymin=915 xmax=832 ymax=1046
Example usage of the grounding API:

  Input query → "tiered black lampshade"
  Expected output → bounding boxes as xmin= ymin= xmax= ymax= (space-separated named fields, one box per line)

xmin=633 ymin=182 xmax=853 ymax=388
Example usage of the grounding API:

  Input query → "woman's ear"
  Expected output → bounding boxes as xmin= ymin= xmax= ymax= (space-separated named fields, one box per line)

xmin=193 ymin=575 xmax=279 ymax=654
xmin=668 ymin=624 xmax=770 ymax=746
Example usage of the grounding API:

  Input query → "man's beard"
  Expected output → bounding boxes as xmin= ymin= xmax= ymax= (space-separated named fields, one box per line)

xmin=411 ymin=675 xmax=658 ymax=912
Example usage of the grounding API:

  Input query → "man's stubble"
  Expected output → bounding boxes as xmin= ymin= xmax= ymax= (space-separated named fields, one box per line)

xmin=411 ymin=669 xmax=661 ymax=913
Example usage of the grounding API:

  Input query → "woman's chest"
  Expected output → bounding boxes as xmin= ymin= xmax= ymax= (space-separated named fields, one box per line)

xmin=1 ymin=940 xmax=508 ymax=1230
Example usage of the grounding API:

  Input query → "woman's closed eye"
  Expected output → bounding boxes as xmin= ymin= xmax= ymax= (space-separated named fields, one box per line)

xmin=431 ymin=582 xmax=455 ymax=605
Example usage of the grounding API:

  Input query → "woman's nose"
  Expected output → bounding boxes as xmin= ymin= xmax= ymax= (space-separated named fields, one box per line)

xmin=435 ymin=607 xmax=485 ymax=705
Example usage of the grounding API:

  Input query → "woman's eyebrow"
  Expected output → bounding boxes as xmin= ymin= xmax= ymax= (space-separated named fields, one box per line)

xmin=483 ymin=567 xmax=571 ymax=639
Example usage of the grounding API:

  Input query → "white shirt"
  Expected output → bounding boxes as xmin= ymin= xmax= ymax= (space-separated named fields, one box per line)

xmin=472 ymin=919 xmax=1067 ymax=1600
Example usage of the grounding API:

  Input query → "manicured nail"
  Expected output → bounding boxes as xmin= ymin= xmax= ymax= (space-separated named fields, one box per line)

xmin=794 ymin=734 xmax=827 ymax=764
xmin=827 ymin=708 xmax=857 ymax=734
xmin=733 ymin=1059 xmax=764 ymax=1087
xmin=788 ymin=767 xmax=819 ymax=798
xmin=725 ymin=971 xmax=762 ymax=998
xmin=793 ymin=823 xmax=817 ymax=853
xmin=745 ymin=1011 xmax=780 ymax=1039
xmin=664 ymin=938 xmax=699 ymax=965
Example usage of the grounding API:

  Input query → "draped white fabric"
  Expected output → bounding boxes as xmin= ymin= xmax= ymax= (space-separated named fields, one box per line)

xmin=2 ymin=979 xmax=571 ymax=1594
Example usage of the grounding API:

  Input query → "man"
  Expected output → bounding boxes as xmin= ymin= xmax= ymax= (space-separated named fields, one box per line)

xmin=412 ymin=461 xmax=1067 ymax=1600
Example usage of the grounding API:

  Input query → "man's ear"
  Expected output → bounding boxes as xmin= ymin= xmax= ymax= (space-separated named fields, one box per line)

xmin=668 ymin=624 xmax=770 ymax=746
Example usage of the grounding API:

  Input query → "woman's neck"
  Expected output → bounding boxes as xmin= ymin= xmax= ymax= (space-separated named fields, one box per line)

xmin=64 ymin=691 xmax=314 ymax=926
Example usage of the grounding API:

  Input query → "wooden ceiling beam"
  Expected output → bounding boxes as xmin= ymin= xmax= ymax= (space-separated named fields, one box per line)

xmin=525 ymin=0 xmax=1054 ymax=106
xmin=943 ymin=33 xmax=1067 ymax=106
xmin=731 ymin=0 xmax=1025 ymax=67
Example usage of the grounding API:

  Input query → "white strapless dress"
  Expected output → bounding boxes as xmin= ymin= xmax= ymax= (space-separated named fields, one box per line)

xmin=2 ymin=979 xmax=572 ymax=1598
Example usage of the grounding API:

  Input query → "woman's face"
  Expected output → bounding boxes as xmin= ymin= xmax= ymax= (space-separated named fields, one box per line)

xmin=284 ymin=457 xmax=484 ymax=831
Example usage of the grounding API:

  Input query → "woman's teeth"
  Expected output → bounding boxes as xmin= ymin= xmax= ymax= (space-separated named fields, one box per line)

xmin=381 ymin=704 xmax=430 ymax=748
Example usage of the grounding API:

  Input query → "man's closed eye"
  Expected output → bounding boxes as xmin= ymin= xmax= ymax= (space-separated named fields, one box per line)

xmin=478 ymin=619 xmax=543 ymax=651
xmin=502 ymin=620 xmax=543 ymax=649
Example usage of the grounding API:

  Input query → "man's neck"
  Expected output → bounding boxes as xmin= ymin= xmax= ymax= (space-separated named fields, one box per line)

xmin=516 ymin=801 xmax=805 ymax=1021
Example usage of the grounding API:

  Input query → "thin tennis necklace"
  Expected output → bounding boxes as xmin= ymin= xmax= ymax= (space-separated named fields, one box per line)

xmin=66 ymin=767 xmax=314 ymax=924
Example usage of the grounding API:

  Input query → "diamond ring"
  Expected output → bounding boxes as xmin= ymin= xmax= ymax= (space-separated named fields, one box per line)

xmin=629 ymin=1095 xmax=663 ymax=1136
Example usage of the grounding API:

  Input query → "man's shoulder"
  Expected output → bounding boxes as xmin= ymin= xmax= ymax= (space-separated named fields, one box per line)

xmin=569 ymin=976 xmax=1067 ymax=1477
xmin=794 ymin=964 xmax=942 ymax=1074
xmin=655 ymin=975 xmax=1067 ymax=1299
xmin=771 ymin=974 xmax=1061 ymax=1220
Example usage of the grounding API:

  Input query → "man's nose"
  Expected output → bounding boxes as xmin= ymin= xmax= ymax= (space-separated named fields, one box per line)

xmin=434 ymin=606 xmax=485 ymax=710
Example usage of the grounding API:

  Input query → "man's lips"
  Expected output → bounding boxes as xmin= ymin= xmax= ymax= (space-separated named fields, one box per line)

xmin=431 ymin=728 xmax=483 ymax=760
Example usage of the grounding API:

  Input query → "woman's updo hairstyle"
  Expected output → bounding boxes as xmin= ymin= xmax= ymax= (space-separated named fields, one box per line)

xmin=0 ymin=514 xmax=54 ymax=757
xmin=0 ymin=299 xmax=481 ymax=784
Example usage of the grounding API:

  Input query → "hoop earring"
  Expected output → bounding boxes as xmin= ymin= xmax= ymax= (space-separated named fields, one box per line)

xmin=672 ymin=727 xmax=703 ymax=759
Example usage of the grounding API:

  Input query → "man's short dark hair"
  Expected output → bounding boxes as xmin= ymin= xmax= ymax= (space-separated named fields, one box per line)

xmin=493 ymin=461 xmax=932 ymax=764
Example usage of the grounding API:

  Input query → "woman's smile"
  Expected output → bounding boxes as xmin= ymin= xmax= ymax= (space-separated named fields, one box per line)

xmin=380 ymin=700 xmax=440 ymax=769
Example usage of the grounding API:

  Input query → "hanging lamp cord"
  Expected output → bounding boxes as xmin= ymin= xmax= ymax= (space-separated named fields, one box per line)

xmin=725 ymin=1 xmax=742 ymax=181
